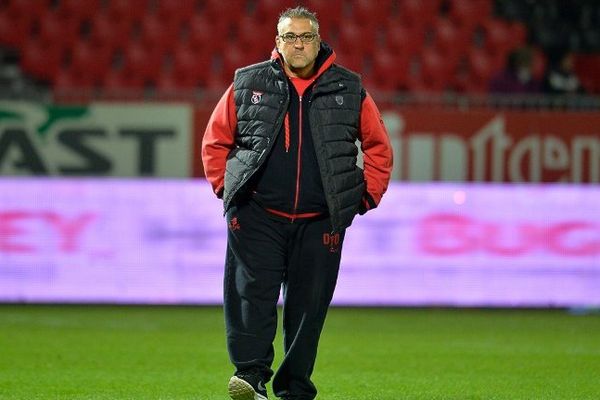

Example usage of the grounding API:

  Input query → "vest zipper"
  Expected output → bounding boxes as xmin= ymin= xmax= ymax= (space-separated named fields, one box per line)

xmin=284 ymin=112 xmax=290 ymax=153
xmin=292 ymin=95 xmax=303 ymax=222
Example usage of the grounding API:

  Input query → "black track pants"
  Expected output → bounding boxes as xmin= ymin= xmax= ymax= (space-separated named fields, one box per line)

xmin=224 ymin=200 xmax=345 ymax=400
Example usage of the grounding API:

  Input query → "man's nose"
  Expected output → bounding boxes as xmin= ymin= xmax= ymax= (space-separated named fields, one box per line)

xmin=293 ymin=38 xmax=304 ymax=48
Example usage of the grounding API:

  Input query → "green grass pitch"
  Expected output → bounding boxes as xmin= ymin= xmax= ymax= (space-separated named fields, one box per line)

xmin=1 ymin=305 xmax=599 ymax=399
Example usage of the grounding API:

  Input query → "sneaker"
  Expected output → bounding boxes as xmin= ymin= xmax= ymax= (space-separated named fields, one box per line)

xmin=228 ymin=373 xmax=268 ymax=400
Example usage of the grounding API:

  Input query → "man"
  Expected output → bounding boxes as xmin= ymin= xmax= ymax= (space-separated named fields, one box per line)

xmin=489 ymin=46 xmax=540 ymax=94
xmin=202 ymin=7 xmax=392 ymax=400
xmin=542 ymin=47 xmax=585 ymax=94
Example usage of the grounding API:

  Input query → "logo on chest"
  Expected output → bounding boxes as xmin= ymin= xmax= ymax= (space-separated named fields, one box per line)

xmin=335 ymin=95 xmax=344 ymax=105
xmin=251 ymin=91 xmax=263 ymax=104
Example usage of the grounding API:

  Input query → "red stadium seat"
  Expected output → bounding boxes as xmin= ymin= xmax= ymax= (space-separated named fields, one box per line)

xmin=454 ymin=71 xmax=488 ymax=93
xmin=433 ymin=17 xmax=469 ymax=63
xmin=204 ymin=74 xmax=229 ymax=93
xmin=155 ymin=71 xmax=180 ymax=91
xmin=419 ymin=47 xmax=455 ymax=91
xmin=185 ymin=14 xmax=226 ymax=54
xmin=156 ymin=0 xmax=199 ymax=25
xmin=253 ymin=0 xmax=296 ymax=24
xmin=54 ymin=69 xmax=83 ymax=89
xmin=449 ymin=0 xmax=492 ymax=32
xmin=384 ymin=23 xmax=424 ymax=58
xmin=157 ymin=50 xmax=211 ymax=91
xmin=0 ymin=8 xmax=31 ymax=47
xmin=371 ymin=51 xmax=410 ymax=91
xmin=303 ymin=0 xmax=344 ymax=37
xmin=399 ymin=0 xmax=441 ymax=29
xmin=57 ymin=0 xmax=102 ymax=20
xmin=6 ymin=0 xmax=51 ymax=20
xmin=335 ymin=50 xmax=365 ymax=74
xmin=55 ymin=62 xmax=101 ymax=90
xmin=405 ymin=73 xmax=432 ymax=94
xmin=21 ymin=39 xmax=64 ymax=82
xmin=106 ymin=0 xmax=150 ymax=24
xmin=204 ymin=0 xmax=243 ymax=31
xmin=468 ymin=48 xmax=497 ymax=82
xmin=89 ymin=12 xmax=132 ymax=50
xmin=120 ymin=43 xmax=164 ymax=84
xmin=574 ymin=54 xmax=600 ymax=93
xmin=103 ymin=69 xmax=144 ymax=90
xmin=171 ymin=45 xmax=212 ymax=87
xmin=138 ymin=14 xmax=179 ymax=53
xmin=37 ymin=12 xmax=80 ymax=49
xmin=69 ymin=40 xmax=113 ymax=83
xmin=219 ymin=45 xmax=253 ymax=82
xmin=235 ymin=15 xmax=276 ymax=53
xmin=510 ymin=21 xmax=528 ymax=46
xmin=483 ymin=19 xmax=514 ymax=57
xmin=349 ymin=0 xmax=393 ymax=29
xmin=336 ymin=22 xmax=374 ymax=58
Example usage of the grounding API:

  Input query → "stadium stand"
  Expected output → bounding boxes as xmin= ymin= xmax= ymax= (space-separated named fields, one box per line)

xmin=0 ymin=0 xmax=599 ymax=98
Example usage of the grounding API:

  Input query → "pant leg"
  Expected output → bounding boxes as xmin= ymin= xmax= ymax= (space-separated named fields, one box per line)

xmin=272 ymin=217 xmax=345 ymax=399
xmin=224 ymin=201 xmax=286 ymax=381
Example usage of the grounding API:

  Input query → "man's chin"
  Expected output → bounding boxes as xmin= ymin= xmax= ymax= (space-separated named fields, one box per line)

xmin=290 ymin=59 xmax=309 ymax=68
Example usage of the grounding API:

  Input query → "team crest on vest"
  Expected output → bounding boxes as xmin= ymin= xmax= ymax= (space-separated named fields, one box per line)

xmin=335 ymin=95 xmax=344 ymax=105
xmin=251 ymin=91 xmax=263 ymax=104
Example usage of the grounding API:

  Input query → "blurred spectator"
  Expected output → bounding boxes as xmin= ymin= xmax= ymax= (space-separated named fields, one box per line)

xmin=542 ymin=48 xmax=585 ymax=94
xmin=489 ymin=46 xmax=541 ymax=93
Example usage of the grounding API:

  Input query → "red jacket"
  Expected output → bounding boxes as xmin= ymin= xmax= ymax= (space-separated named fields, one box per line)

xmin=202 ymin=50 xmax=393 ymax=216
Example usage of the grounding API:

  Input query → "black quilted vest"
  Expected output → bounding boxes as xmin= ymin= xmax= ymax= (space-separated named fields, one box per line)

xmin=226 ymin=52 xmax=364 ymax=232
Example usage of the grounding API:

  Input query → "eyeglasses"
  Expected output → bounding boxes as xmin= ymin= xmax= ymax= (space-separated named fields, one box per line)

xmin=279 ymin=32 xmax=319 ymax=43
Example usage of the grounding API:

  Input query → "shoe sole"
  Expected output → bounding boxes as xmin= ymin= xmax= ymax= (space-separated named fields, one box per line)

xmin=228 ymin=376 xmax=267 ymax=400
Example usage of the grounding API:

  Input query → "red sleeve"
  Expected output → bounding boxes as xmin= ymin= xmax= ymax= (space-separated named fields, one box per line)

xmin=201 ymin=84 xmax=237 ymax=198
xmin=358 ymin=91 xmax=393 ymax=214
